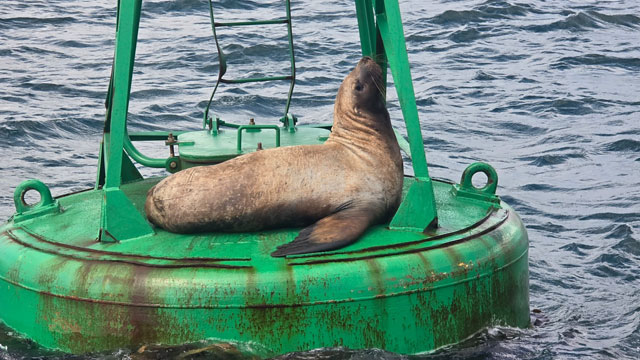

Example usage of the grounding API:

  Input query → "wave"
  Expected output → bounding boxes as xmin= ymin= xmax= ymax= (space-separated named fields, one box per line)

xmin=589 ymin=11 xmax=640 ymax=28
xmin=0 ymin=16 xmax=76 ymax=30
xmin=448 ymin=26 xmax=497 ymax=43
xmin=53 ymin=40 xmax=93 ymax=49
xmin=524 ymin=12 xmax=601 ymax=33
xmin=430 ymin=1 xmax=535 ymax=26
xmin=519 ymin=152 xmax=587 ymax=167
xmin=519 ymin=183 xmax=570 ymax=192
xmin=473 ymin=70 xmax=497 ymax=80
xmin=491 ymin=97 xmax=603 ymax=116
xmin=416 ymin=96 xmax=437 ymax=107
xmin=0 ymin=117 xmax=102 ymax=147
xmin=589 ymin=253 xmax=635 ymax=274
xmin=523 ymin=10 xmax=640 ymax=33
xmin=552 ymin=54 xmax=640 ymax=71
xmin=491 ymin=121 xmax=547 ymax=135
xmin=588 ymin=263 xmax=626 ymax=278
xmin=16 ymin=80 xmax=105 ymax=99
xmin=607 ymin=224 xmax=636 ymax=240
xmin=527 ymin=222 xmax=569 ymax=233
xmin=560 ymin=242 xmax=597 ymax=256
xmin=604 ymin=139 xmax=640 ymax=153
xmin=579 ymin=212 xmax=640 ymax=223
xmin=612 ymin=238 xmax=640 ymax=257
xmin=432 ymin=9 xmax=502 ymax=25
xmin=142 ymin=0 xmax=231 ymax=15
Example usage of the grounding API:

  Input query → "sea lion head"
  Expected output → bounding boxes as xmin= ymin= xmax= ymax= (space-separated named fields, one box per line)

xmin=336 ymin=56 xmax=386 ymax=115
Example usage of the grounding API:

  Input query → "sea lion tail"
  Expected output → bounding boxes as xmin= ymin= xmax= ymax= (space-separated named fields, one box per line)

xmin=271 ymin=201 xmax=375 ymax=257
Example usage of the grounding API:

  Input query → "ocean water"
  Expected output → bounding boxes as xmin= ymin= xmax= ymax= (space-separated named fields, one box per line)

xmin=0 ymin=0 xmax=639 ymax=359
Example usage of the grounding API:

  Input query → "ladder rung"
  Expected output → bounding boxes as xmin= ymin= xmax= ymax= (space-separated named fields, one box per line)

xmin=221 ymin=76 xmax=293 ymax=84
xmin=214 ymin=19 xmax=289 ymax=27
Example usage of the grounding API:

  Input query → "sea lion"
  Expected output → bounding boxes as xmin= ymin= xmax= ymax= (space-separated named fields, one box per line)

xmin=145 ymin=56 xmax=403 ymax=257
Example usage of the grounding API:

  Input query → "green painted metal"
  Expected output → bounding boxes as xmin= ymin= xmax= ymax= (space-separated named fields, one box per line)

xmin=123 ymin=133 xmax=175 ymax=168
xmin=99 ymin=0 xmax=152 ymax=242
xmin=12 ymin=180 xmax=60 ymax=223
xmin=236 ymin=125 xmax=281 ymax=151
xmin=216 ymin=19 xmax=290 ymax=27
xmin=392 ymin=128 xmax=412 ymax=157
xmin=389 ymin=179 xmax=438 ymax=230
xmin=454 ymin=162 xmax=501 ymax=204
xmin=204 ymin=0 xmax=297 ymax=127
xmin=355 ymin=0 xmax=376 ymax=57
xmin=104 ymin=0 xmax=141 ymax=190
xmin=176 ymin=125 xmax=329 ymax=167
xmin=0 ymin=0 xmax=530 ymax=355
xmin=0 ymin=177 xmax=529 ymax=354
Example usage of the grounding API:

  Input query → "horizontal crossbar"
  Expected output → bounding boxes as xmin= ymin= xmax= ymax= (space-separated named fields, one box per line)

xmin=214 ymin=19 xmax=289 ymax=27
xmin=220 ymin=75 xmax=293 ymax=84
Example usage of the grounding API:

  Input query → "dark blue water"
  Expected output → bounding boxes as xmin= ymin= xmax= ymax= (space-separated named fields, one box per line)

xmin=1 ymin=0 xmax=639 ymax=358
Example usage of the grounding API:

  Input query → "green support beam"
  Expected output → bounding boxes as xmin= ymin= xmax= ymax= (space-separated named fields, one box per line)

xmin=376 ymin=0 xmax=431 ymax=180
xmin=355 ymin=0 xmax=376 ymax=57
xmin=98 ymin=0 xmax=153 ymax=242
xmin=105 ymin=0 xmax=141 ymax=189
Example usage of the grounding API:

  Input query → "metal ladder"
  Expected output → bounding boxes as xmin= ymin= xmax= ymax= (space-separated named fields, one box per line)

xmin=203 ymin=0 xmax=297 ymax=130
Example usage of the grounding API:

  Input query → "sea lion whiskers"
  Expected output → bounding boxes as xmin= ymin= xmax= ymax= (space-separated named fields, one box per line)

xmin=369 ymin=73 xmax=386 ymax=105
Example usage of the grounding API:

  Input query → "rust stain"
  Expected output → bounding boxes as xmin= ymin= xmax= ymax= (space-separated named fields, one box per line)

xmin=15 ymin=228 xmax=251 ymax=264
xmin=289 ymin=209 xmax=501 ymax=259
xmin=288 ymin=211 xmax=510 ymax=266
xmin=5 ymin=229 xmax=250 ymax=269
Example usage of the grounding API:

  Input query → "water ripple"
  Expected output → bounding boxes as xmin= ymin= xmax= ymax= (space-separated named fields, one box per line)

xmin=552 ymin=54 xmax=640 ymax=70
xmin=604 ymin=139 xmax=640 ymax=153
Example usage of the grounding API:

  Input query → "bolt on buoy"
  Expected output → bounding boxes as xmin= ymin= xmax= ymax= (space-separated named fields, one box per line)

xmin=166 ymin=133 xmax=177 ymax=157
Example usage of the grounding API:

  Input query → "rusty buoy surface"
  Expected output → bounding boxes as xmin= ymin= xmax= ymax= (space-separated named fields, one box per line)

xmin=0 ymin=175 xmax=529 ymax=354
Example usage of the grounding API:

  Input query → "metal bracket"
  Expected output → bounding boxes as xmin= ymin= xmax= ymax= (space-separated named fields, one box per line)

xmin=389 ymin=178 xmax=438 ymax=231
xmin=12 ymin=180 xmax=61 ymax=223
xmin=279 ymin=113 xmax=298 ymax=133
xmin=453 ymin=162 xmax=500 ymax=204
xmin=236 ymin=125 xmax=281 ymax=151
xmin=99 ymin=188 xmax=154 ymax=243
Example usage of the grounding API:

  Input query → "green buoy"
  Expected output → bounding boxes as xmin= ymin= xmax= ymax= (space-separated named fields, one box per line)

xmin=0 ymin=0 xmax=529 ymax=355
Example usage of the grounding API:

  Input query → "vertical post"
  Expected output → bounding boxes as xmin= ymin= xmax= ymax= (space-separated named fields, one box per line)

xmin=355 ymin=0 xmax=376 ymax=58
xmin=99 ymin=0 xmax=153 ymax=242
xmin=105 ymin=0 xmax=142 ymax=189
xmin=376 ymin=0 xmax=431 ymax=180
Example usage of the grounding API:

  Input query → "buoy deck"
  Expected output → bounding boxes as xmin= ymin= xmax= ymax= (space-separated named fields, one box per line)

xmin=0 ymin=177 xmax=529 ymax=354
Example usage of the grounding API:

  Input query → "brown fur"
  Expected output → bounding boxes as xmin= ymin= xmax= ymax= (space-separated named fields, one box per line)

xmin=145 ymin=57 xmax=403 ymax=256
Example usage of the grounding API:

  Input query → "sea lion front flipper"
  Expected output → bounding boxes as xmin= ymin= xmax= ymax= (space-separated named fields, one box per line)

xmin=270 ymin=204 xmax=374 ymax=257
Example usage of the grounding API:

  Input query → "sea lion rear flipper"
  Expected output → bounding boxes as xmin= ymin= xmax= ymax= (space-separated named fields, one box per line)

xmin=271 ymin=204 xmax=374 ymax=257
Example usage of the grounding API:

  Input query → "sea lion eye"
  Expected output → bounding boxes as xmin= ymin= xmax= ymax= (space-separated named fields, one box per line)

xmin=354 ymin=82 xmax=363 ymax=92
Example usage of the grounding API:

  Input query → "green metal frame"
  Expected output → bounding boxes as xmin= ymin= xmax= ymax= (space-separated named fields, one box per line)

xmin=97 ymin=0 xmax=438 ymax=242
xmin=203 ymin=0 xmax=298 ymax=130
